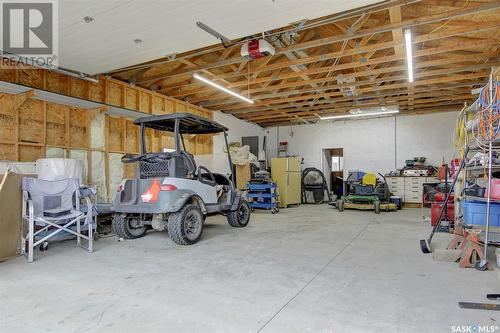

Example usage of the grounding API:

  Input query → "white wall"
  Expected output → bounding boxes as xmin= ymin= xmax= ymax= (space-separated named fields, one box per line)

xmin=212 ymin=111 xmax=265 ymax=153
xmin=195 ymin=111 xmax=264 ymax=174
xmin=265 ymin=112 xmax=458 ymax=177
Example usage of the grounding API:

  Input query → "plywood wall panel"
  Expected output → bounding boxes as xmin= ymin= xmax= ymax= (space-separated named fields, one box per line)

xmin=18 ymin=100 xmax=44 ymax=144
xmin=152 ymin=96 xmax=165 ymax=115
xmin=46 ymin=104 xmax=67 ymax=146
xmin=124 ymin=163 xmax=136 ymax=179
xmin=0 ymin=68 xmax=16 ymax=82
xmin=0 ymin=94 xmax=16 ymax=143
xmin=0 ymin=67 xmax=214 ymax=177
xmin=69 ymin=108 xmax=88 ymax=148
xmin=89 ymin=81 xmax=106 ymax=103
xmin=108 ymin=82 xmax=122 ymax=106
xmin=0 ymin=143 xmax=16 ymax=160
xmin=107 ymin=117 xmax=124 ymax=152
xmin=125 ymin=120 xmax=139 ymax=154
xmin=125 ymin=88 xmax=138 ymax=110
xmin=18 ymin=69 xmax=44 ymax=88
xmin=69 ymin=77 xmax=88 ymax=99
xmin=140 ymin=92 xmax=150 ymax=113
xmin=46 ymin=71 xmax=67 ymax=94
xmin=165 ymin=99 xmax=175 ymax=113
xmin=19 ymin=145 xmax=43 ymax=162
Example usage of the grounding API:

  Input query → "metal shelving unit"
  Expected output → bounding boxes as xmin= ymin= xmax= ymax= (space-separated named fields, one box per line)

xmin=246 ymin=182 xmax=280 ymax=213
xmin=460 ymin=69 xmax=499 ymax=270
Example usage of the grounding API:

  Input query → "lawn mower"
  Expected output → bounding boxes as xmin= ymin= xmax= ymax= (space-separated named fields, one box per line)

xmin=335 ymin=173 xmax=397 ymax=214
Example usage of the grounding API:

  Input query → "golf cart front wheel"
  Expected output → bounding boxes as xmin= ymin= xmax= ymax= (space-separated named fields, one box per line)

xmin=112 ymin=214 xmax=147 ymax=239
xmin=227 ymin=200 xmax=251 ymax=227
xmin=374 ymin=201 xmax=381 ymax=214
xmin=167 ymin=204 xmax=204 ymax=245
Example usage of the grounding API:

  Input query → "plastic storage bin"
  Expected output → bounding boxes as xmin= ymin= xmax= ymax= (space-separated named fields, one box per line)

xmin=462 ymin=200 xmax=500 ymax=227
xmin=484 ymin=178 xmax=500 ymax=200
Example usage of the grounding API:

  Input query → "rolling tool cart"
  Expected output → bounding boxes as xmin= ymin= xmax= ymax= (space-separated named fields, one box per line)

xmin=246 ymin=182 xmax=279 ymax=214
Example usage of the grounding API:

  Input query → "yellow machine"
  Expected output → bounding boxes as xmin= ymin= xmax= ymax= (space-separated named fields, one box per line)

xmin=271 ymin=157 xmax=301 ymax=208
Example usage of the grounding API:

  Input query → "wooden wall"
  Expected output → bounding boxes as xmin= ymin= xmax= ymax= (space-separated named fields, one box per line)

xmin=0 ymin=67 xmax=214 ymax=201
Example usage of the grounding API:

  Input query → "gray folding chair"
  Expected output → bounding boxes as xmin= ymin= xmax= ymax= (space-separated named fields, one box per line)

xmin=21 ymin=177 xmax=94 ymax=262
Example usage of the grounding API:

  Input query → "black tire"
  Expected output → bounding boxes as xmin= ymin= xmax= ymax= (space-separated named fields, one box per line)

xmin=167 ymin=204 xmax=204 ymax=245
xmin=337 ymin=199 xmax=344 ymax=212
xmin=227 ymin=200 xmax=251 ymax=227
xmin=112 ymin=214 xmax=147 ymax=239
xmin=374 ymin=201 xmax=381 ymax=214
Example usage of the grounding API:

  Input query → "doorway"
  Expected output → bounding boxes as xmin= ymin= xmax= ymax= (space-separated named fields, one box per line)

xmin=322 ymin=148 xmax=344 ymax=197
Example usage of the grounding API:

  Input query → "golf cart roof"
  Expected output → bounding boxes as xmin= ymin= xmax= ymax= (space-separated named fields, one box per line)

xmin=134 ymin=112 xmax=228 ymax=134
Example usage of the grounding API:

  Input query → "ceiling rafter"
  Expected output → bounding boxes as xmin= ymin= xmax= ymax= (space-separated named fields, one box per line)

xmin=110 ymin=1 xmax=500 ymax=126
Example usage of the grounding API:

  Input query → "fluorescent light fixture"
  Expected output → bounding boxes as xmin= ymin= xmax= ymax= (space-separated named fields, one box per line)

xmin=193 ymin=73 xmax=254 ymax=104
xmin=404 ymin=29 xmax=414 ymax=83
xmin=320 ymin=107 xmax=399 ymax=120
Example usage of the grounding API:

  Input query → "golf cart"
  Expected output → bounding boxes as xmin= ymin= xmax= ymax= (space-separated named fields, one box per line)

xmin=111 ymin=113 xmax=250 ymax=245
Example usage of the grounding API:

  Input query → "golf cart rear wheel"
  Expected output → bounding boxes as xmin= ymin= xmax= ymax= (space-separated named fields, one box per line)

xmin=227 ymin=200 xmax=250 ymax=227
xmin=112 ymin=214 xmax=147 ymax=239
xmin=374 ymin=201 xmax=381 ymax=214
xmin=337 ymin=199 xmax=344 ymax=212
xmin=167 ymin=204 xmax=204 ymax=245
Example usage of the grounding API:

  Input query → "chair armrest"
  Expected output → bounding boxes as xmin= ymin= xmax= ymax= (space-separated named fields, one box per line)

xmin=81 ymin=195 xmax=93 ymax=225
xmin=79 ymin=186 xmax=96 ymax=198
xmin=23 ymin=196 xmax=34 ymax=218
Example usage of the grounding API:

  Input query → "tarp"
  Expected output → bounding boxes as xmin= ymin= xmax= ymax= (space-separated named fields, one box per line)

xmin=36 ymin=158 xmax=83 ymax=182
xmin=0 ymin=172 xmax=22 ymax=262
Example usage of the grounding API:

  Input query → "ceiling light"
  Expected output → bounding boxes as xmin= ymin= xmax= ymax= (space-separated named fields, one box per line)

xmin=320 ymin=107 xmax=399 ymax=120
xmin=404 ymin=29 xmax=414 ymax=83
xmin=193 ymin=74 xmax=254 ymax=104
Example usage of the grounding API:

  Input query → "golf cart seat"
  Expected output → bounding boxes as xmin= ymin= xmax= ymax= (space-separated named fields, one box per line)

xmin=139 ymin=151 xmax=197 ymax=179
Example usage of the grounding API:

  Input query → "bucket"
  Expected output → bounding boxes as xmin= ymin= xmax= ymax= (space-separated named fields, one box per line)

xmin=390 ymin=196 xmax=402 ymax=210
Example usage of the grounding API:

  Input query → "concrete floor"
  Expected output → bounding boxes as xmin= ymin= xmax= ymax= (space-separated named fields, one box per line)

xmin=1 ymin=205 xmax=499 ymax=333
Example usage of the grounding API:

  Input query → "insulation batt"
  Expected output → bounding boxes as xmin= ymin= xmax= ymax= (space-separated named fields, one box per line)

xmin=228 ymin=144 xmax=258 ymax=166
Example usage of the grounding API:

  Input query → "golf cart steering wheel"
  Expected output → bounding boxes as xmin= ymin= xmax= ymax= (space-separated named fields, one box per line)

xmin=121 ymin=152 xmax=171 ymax=164
xmin=197 ymin=166 xmax=216 ymax=186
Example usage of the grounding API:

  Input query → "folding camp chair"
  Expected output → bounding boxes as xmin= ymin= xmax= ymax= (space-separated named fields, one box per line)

xmin=21 ymin=177 xmax=94 ymax=262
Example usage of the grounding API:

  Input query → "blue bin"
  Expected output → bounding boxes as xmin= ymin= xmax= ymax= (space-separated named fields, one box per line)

xmin=462 ymin=200 xmax=500 ymax=227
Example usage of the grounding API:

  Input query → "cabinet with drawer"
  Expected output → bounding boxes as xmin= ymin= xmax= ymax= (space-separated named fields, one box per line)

xmin=386 ymin=176 xmax=440 ymax=204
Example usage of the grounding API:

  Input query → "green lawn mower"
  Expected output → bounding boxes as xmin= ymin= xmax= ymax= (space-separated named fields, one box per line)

xmin=335 ymin=173 xmax=397 ymax=214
